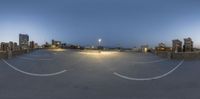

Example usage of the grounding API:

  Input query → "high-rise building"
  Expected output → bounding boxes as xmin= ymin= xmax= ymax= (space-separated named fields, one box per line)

xmin=19 ymin=34 xmax=29 ymax=50
xmin=183 ymin=37 xmax=193 ymax=52
xmin=30 ymin=41 xmax=35 ymax=49
xmin=13 ymin=42 xmax=18 ymax=51
xmin=8 ymin=41 xmax=14 ymax=51
xmin=172 ymin=39 xmax=182 ymax=53
xmin=52 ymin=39 xmax=61 ymax=48
xmin=0 ymin=42 xmax=9 ymax=51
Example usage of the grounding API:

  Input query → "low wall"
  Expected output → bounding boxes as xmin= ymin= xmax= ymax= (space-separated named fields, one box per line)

xmin=171 ymin=52 xmax=200 ymax=60
xmin=12 ymin=50 xmax=29 ymax=56
xmin=0 ymin=49 xmax=37 ymax=59
xmin=155 ymin=51 xmax=172 ymax=59
xmin=155 ymin=51 xmax=200 ymax=60
xmin=0 ymin=52 xmax=8 ymax=59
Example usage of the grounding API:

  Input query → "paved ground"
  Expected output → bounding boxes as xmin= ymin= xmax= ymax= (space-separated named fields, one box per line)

xmin=0 ymin=49 xmax=200 ymax=99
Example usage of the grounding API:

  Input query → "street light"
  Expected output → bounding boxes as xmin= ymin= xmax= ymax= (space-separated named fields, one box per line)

xmin=98 ymin=38 xmax=102 ymax=53
xmin=98 ymin=38 xmax=102 ymax=46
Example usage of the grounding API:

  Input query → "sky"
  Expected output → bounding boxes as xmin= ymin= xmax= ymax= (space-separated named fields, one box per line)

xmin=1 ymin=0 xmax=200 ymax=48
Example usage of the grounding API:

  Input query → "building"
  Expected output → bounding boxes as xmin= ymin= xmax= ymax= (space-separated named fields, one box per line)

xmin=172 ymin=39 xmax=182 ymax=53
xmin=155 ymin=43 xmax=172 ymax=52
xmin=34 ymin=43 xmax=39 ymax=48
xmin=30 ymin=41 xmax=35 ymax=49
xmin=13 ymin=42 xmax=18 ymax=51
xmin=8 ymin=41 xmax=14 ymax=51
xmin=52 ymin=39 xmax=61 ymax=48
xmin=61 ymin=43 xmax=67 ymax=48
xmin=158 ymin=43 xmax=166 ymax=48
xmin=0 ymin=42 xmax=9 ymax=51
xmin=141 ymin=45 xmax=149 ymax=53
xmin=19 ymin=34 xmax=29 ymax=50
xmin=43 ymin=42 xmax=51 ymax=48
xmin=0 ymin=42 xmax=18 ymax=51
xmin=183 ymin=37 xmax=193 ymax=52
xmin=132 ymin=47 xmax=140 ymax=52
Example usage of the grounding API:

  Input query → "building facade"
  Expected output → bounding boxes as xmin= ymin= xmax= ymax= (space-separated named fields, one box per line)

xmin=183 ymin=37 xmax=193 ymax=52
xmin=19 ymin=34 xmax=29 ymax=50
xmin=141 ymin=45 xmax=149 ymax=53
xmin=30 ymin=41 xmax=35 ymax=49
xmin=0 ymin=42 xmax=9 ymax=51
xmin=52 ymin=39 xmax=62 ymax=48
xmin=172 ymin=39 xmax=182 ymax=53
xmin=8 ymin=41 xmax=14 ymax=51
xmin=155 ymin=43 xmax=171 ymax=52
xmin=13 ymin=42 xmax=18 ymax=51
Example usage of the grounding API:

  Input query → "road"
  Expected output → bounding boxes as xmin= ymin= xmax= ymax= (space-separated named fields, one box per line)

xmin=0 ymin=49 xmax=199 ymax=99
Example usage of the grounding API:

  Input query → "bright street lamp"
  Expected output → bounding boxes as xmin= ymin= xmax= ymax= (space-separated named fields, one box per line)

xmin=98 ymin=38 xmax=102 ymax=46
xmin=98 ymin=38 xmax=102 ymax=53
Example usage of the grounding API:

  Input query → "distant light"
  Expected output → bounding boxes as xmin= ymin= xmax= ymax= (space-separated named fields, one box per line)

xmin=98 ymin=38 xmax=102 ymax=43
xmin=79 ymin=50 xmax=119 ymax=56
xmin=144 ymin=48 xmax=148 ymax=53
xmin=48 ymin=48 xmax=66 ymax=52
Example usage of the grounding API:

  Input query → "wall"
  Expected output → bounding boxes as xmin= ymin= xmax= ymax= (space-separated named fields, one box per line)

xmin=0 ymin=49 xmax=37 ymax=59
xmin=155 ymin=51 xmax=172 ymax=59
xmin=155 ymin=51 xmax=200 ymax=60
xmin=171 ymin=52 xmax=200 ymax=60
xmin=0 ymin=52 xmax=8 ymax=59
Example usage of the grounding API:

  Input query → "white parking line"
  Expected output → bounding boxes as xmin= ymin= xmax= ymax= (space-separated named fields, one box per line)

xmin=113 ymin=60 xmax=184 ymax=81
xmin=1 ymin=59 xmax=67 ymax=77
xmin=29 ymin=53 xmax=53 ymax=57
xmin=17 ymin=56 xmax=53 ymax=61
xmin=130 ymin=59 xmax=168 ymax=64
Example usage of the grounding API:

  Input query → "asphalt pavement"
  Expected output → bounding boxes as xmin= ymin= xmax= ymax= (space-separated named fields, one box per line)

xmin=0 ymin=49 xmax=199 ymax=99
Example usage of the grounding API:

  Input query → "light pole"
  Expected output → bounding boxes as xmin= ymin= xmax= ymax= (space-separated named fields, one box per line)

xmin=98 ymin=38 xmax=102 ymax=53
xmin=98 ymin=38 xmax=102 ymax=46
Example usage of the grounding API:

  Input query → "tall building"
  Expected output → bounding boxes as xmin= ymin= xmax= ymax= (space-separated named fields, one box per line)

xmin=8 ymin=41 xmax=14 ymax=51
xmin=172 ymin=39 xmax=182 ymax=53
xmin=0 ymin=42 xmax=9 ymax=51
xmin=30 ymin=41 xmax=35 ymax=49
xmin=183 ymin=37 xmax=193 ymax=52
xmin=13 ymin=42 xmax=18 ymax=51
xmin=19 ymin=34 xmax=29 ymax=50
xmin=52 ymin=39 xmax=61 ymax=48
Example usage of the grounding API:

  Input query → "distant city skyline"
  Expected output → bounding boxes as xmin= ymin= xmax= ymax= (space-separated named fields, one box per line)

xmin=1 ymin=0 xmax=200 ymax=48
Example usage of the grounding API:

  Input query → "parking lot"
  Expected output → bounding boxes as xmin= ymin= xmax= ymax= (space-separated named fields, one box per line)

xmin=0 ymin=49 xmax=200 ymax=99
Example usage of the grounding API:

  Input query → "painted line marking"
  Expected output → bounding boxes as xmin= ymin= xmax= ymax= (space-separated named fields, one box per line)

xmin=17 ymin=56 xmax=53 ymax=61
xmin=130 ymin=59 xmax=168 ymax=64
xmin=113 ymin=60 xmax=184 ymax=81
xmin=1 ymin=59 xmax=67 ymax=77
xmin=29 ymin=54 xmax=53 ymax=57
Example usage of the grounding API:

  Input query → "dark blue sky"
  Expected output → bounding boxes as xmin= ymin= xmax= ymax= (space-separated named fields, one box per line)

xmin=1 ymin=0 xmax=200 ymax=47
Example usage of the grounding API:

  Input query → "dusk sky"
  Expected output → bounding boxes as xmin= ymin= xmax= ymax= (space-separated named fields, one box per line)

xmin=1 ymin=0 xmax=200 ymax=47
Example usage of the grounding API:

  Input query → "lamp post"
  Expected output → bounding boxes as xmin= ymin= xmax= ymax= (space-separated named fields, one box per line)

xmin=98 ymin=38 xmax=102 ymax=46
xmin=98 ymin=38 xmax=102 ymax=53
